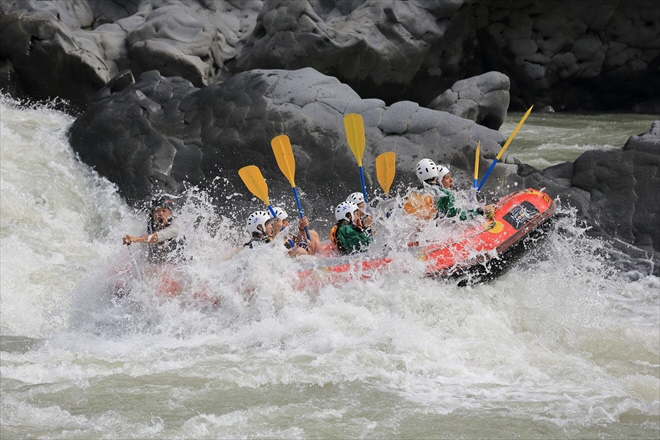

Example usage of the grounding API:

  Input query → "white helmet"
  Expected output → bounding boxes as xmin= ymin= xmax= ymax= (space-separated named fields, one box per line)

xmin=346 ymin=192 xmax=365 ymax=205
xmin=437 ymin=164 xmax=450 ymax=180
xmin=272 ymin=207 xmax=288 ymax=220
xmin=335 ymin=201 xmax=359 ymax=222
xmin=416 ymin=158 xmax=438 ymax=182
xmin=247 ymin=210 xmax=271 ymax=234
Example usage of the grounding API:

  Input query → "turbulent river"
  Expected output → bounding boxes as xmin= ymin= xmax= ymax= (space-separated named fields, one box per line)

xmin=1 ymin=95 xmax=658 ymax=439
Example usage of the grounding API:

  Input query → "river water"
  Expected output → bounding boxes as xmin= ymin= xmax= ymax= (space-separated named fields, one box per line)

xmin=1 ymin=96 xmax=658 ymax=439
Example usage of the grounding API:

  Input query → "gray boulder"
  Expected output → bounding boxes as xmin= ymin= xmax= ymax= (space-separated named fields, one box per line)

xmin=235 ymin=0 xmax=477 ymax=104
xmin=3 ymin=0 xmax=658 ymax=113
xmin=4 ymin=0 xmax=658 ymax=273
xmin=0 ymin=4 xmax=109 ymax=110
xmin=428 ymin=72 xmax=510 ymax=130
xmin=509 ymin=122 xmax=660 ymax=275
xmin=0 ymin=0 xmax=262 ymax=111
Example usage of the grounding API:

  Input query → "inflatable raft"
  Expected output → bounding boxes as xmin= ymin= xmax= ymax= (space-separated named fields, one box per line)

xmin=295 ymin=188 xmax=556 ymax=288
xmin=419 ymin=187 xmax=556 ymax=284
xmin=112 ymin=188 xmax=556 ymax=298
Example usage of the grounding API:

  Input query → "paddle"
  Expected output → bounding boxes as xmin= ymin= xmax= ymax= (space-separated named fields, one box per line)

xmin=476 ymin=105 xmax=533 ymax=192
xmin=376 ymin=152 xmax=396 ymax=196
xmin=270 ymin=135 xmax=310 ymax=240
xmin=343 ymin=113 xmax=370 ymax=209
xmin=469 ymin=141 xmax=481 ymax=203
xmin=238 ymin=165 xmax=278 ymax=219
xmin=473 ymin=141 xmax=480 ymax=190
xmin=239 ymin=165 xmax=296 ymax=248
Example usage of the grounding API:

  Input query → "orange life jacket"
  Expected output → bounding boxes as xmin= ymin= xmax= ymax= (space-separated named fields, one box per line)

xmin=403 ymin=192 xmax=436 ymax=220
xmin=329 ymin=225 xmax=338 ymax=250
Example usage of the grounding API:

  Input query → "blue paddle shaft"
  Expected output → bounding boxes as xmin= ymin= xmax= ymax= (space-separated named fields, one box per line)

xmin=477 ymin=160 xmax=498 ymax=192
xmin=470 ymin=178 xmax=479 ymax=203
xmin=267 ymin=205 xmax=277 ymax=218
xmin=292 ymin=187 xmax=311 ymax=240
xmin=358 ymin=166 xmax=373 ymax=240
xmin=359 ymin=166 xmax=369 ymax=207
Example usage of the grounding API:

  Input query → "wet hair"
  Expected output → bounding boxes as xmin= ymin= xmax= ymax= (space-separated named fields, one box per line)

xmin=151 ymin=195 xmax=175 ymax=211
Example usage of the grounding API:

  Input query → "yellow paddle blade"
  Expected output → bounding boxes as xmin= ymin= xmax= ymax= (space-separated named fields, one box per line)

xmin=496 ymin=105 xmax=533 ymax=160
xmin=271 ymin=134 xmax=296 ymax=187
xmin=376 ymin=152 xmax=396 ymax=196
xmin=238 ymin=165 xmax=270 ymax=205
xmin=474 ymin=141 xmax=480 ymax=181
xmin=344 ymin=113 xmax=365 ymax=166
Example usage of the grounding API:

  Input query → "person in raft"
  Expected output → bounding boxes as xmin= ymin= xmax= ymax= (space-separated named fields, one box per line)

xmin=122 ymin=195 xmax=185 ymax=264
xmin=272 ymin=207 xmax=323 ymax=256
xmin=244 ymin=210 xmax=283 ymax=248
xmin=403 ymin=158 xmax=445 ymax=220
xmin=345 ymin=192 xmax=373 ymax=235
xmin=331 ymin=201 xmax=372 ymax=255
xmin=419 ymin=158 xmax=495 ymax=221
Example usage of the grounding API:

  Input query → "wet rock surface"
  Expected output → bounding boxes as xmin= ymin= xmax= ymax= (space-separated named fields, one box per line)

xmin=2 ymin=0 xmax=658 ymax=113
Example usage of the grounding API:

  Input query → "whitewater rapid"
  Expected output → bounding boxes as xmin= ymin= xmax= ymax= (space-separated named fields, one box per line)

xmin=1 ymin=96 xmax=658 ymax=438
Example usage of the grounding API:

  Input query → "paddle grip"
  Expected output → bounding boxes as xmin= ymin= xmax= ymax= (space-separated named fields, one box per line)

xmin=292 ymin=187 xmax=311 ymax=240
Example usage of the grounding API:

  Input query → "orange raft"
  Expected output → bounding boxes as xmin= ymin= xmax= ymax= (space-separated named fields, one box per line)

xmin=419 ymin=187 xmax=555 ymax=283
xmin=295 ymin=188 xmax=556 ymax=288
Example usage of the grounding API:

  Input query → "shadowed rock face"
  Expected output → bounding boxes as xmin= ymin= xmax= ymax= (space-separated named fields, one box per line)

xmin=235 ymin=0 xmax=478 ymax=105
xmin=476 ymin=0 xmax=660 ymax=112
xmin=2 ymin=0 xmax=658 ymax=113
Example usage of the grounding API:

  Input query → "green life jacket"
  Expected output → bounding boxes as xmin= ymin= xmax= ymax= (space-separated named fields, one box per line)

xmin=336 ymin=224 xmax=371 ymax=255
xmin=436 ymin=187 xmax=481 ymax=221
